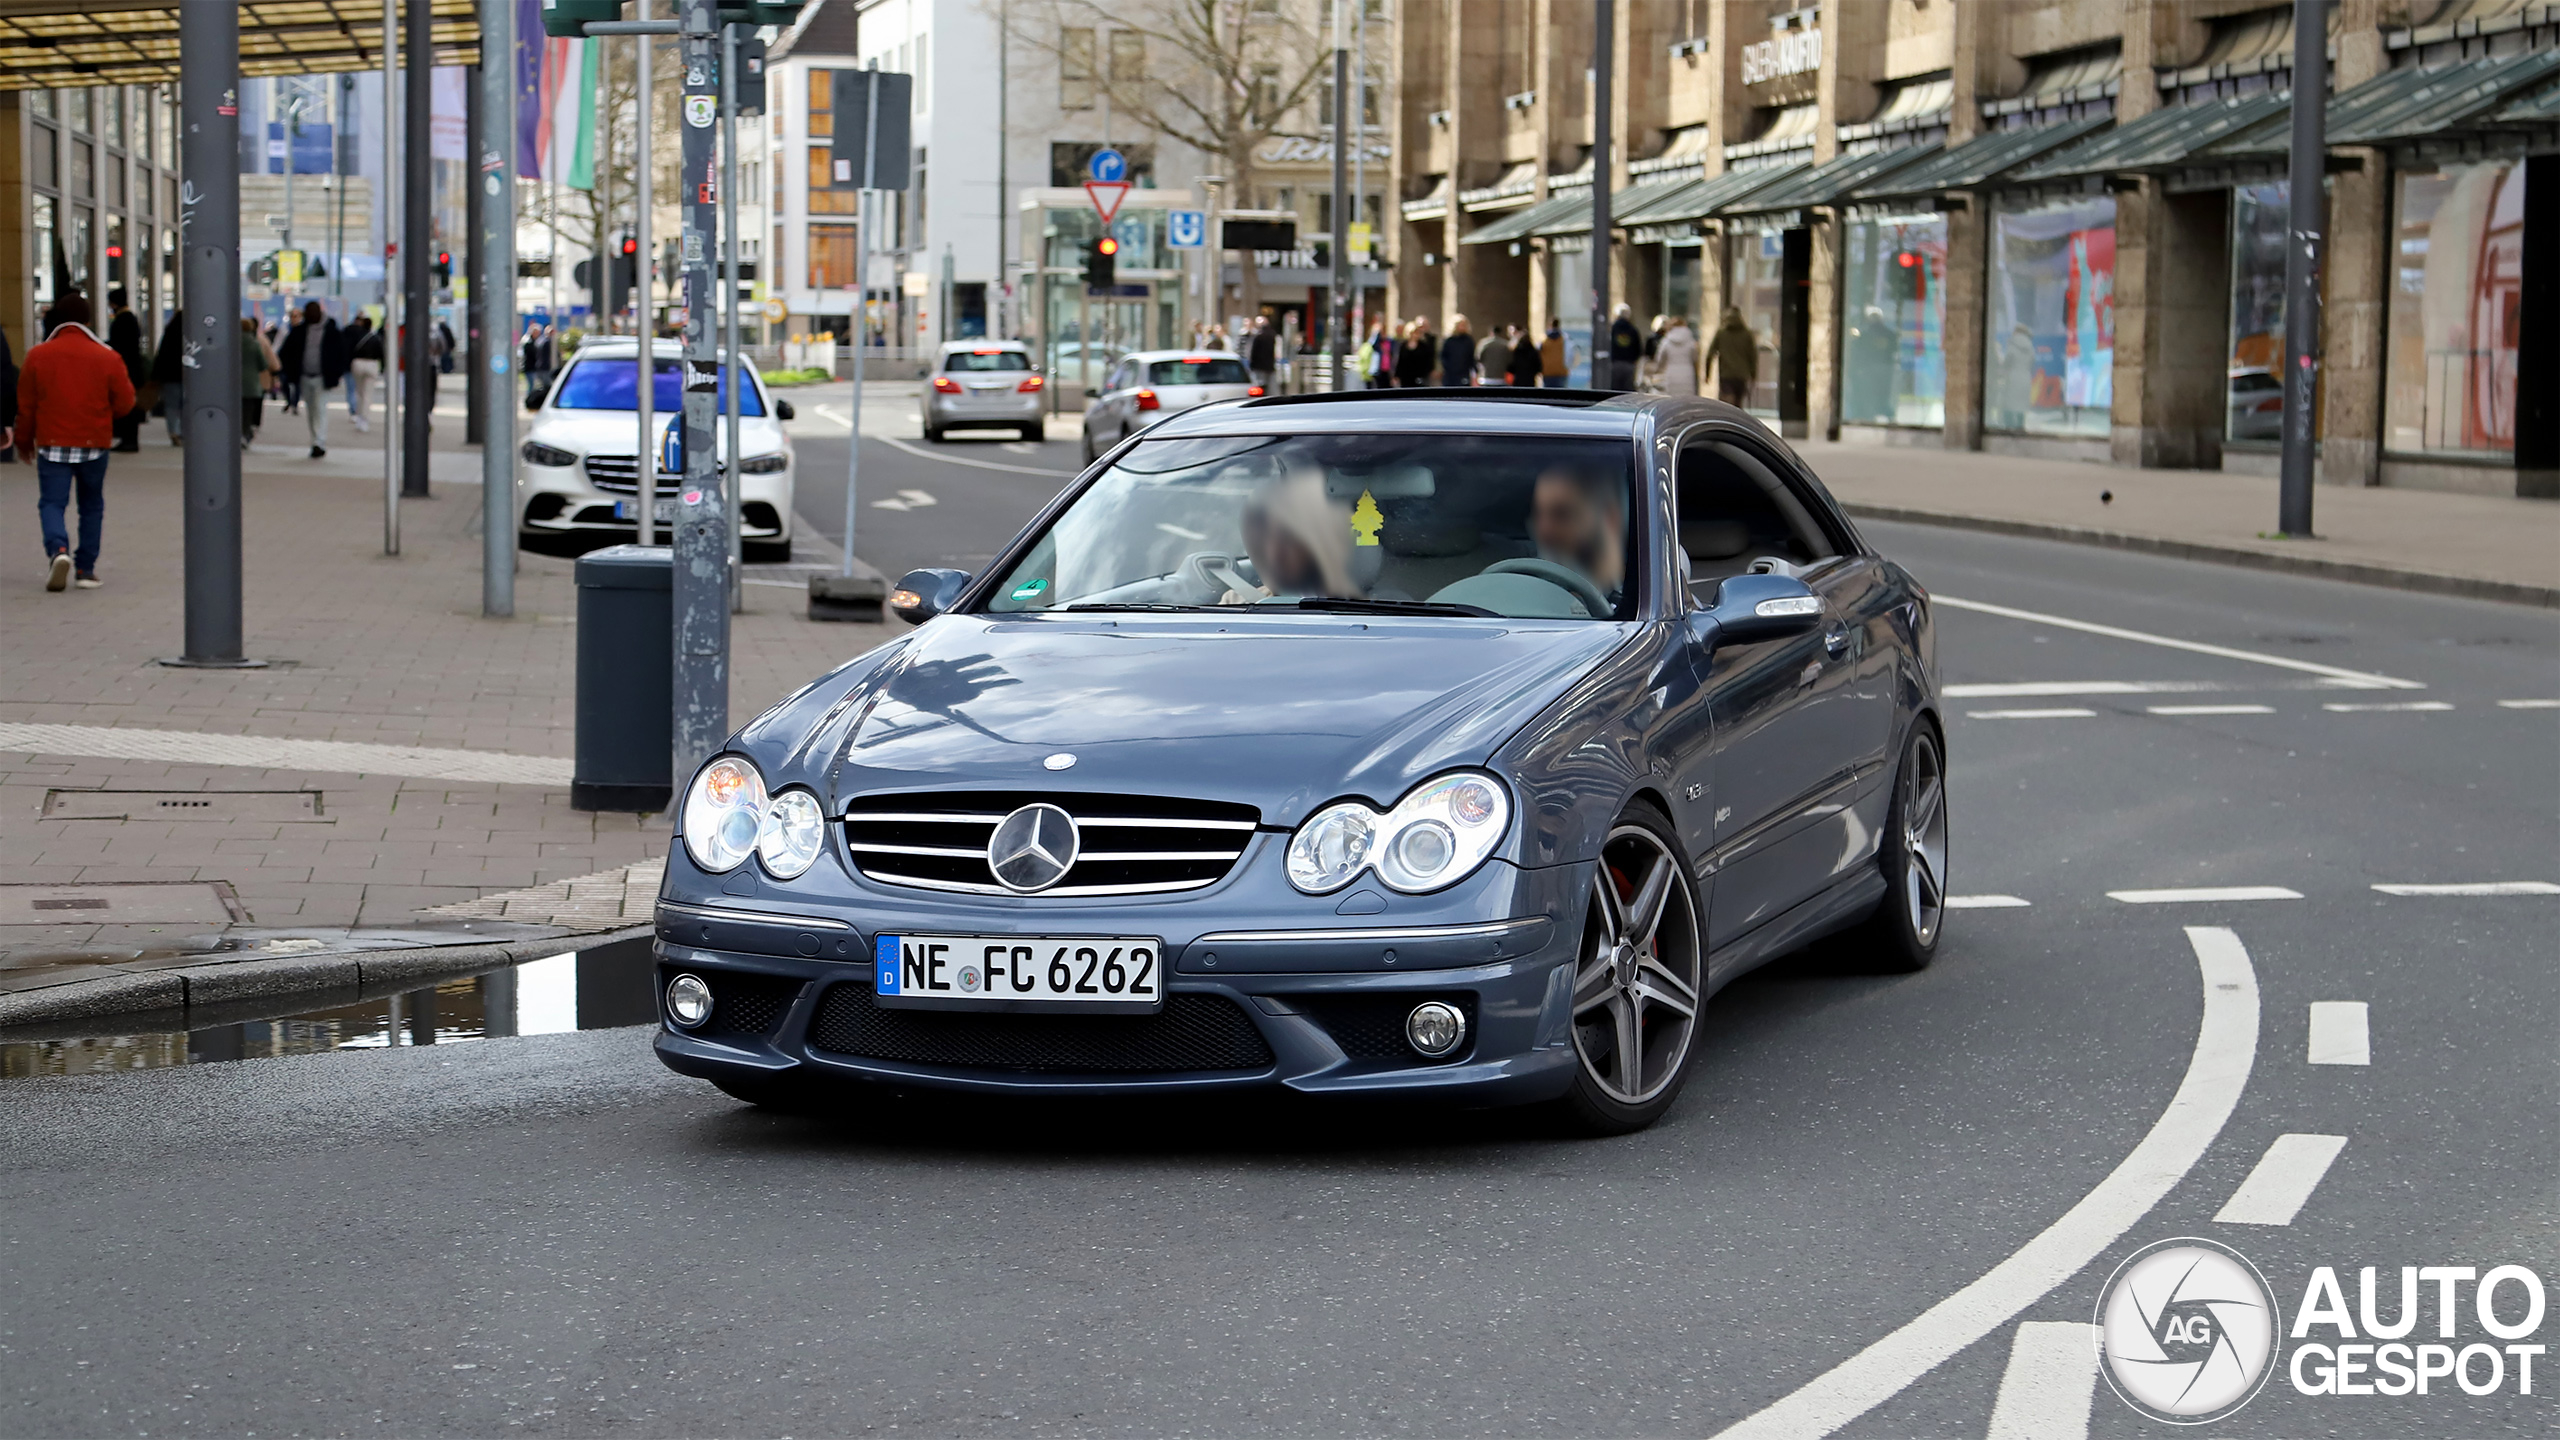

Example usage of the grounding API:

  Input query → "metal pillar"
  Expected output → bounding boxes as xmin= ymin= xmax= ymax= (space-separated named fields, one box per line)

xmin=480 ymin=0 xmax=517 ymax=617
xmin=464 ymin=61 xmax=485 ymax=447
xmin=403 ymin=0 xmax=432 ymax=498
xmin=672 ymin=0 xmax=731 ymax=781
xmin=840 ymin=79 xmax=879 ymax=581
xmin=2277 ymin=0 xmax=2327 ymax=538
xmin=635 ymin=4 xmax=656 ymax=544
xmin=1327 ymin=0 xmax=1349 ymax=389
xmin=723 ymin=21 xmax=743 ymax=610
xmin=1589 ymin=0 xmax=1614 ymax=391
xmin=383 ymin=0 xmax=402 ymax=552
xmin=168 ymin=2 xmax=257 ymax=668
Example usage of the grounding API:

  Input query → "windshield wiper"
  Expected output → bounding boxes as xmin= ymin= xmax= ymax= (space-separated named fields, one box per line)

xmin=1290 ymin=597 xmax=1500 ymax=619
xmin=1059 ymin=602 xmax=1230 ymax=613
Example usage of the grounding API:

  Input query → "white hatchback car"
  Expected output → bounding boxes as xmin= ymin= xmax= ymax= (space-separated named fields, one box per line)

xmin=517 ymin=338 xmax=798 ymax=561
xmin=923 ymin=339 xmax=1046 ymax=442
xmin=1079 ymin=349 xmax=1262 ymax=465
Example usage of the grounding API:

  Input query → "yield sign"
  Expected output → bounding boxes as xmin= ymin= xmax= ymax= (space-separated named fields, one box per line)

xmin=1084 ymin=180 xmax=1132 ymax=224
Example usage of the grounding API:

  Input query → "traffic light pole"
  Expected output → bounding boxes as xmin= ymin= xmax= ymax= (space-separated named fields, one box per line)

xmin=169 ymin=0 xmax=257 ymax=668
xmin=402 ymin=0 xmax=431 ymax=499
xmin=2277 ymin=0 xmax=2327 ymax=538
xmin=672 ymin=0 xmax=731 ymax=781
xmin=723 ymin=22 xmax=743 ymax=611
xmin=635 ymin=3 xmax=656 ymax=547
xmin=1327 ymin=0 xmax=1348 ymax=390
xmin=479 ymin=0 xmax=517 ymax=618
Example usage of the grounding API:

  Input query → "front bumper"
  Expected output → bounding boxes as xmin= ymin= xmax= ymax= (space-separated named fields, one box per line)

xmin=649 ymin=848 xmax=1590 ymax=1104
xmin=518 ymin=462 xmax=794 ymax=540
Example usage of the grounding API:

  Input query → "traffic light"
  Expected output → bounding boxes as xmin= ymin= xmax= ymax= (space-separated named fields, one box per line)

xmin=1888 ymin=249 xmax=1924 ymax=303
xmin=1084 ymin=235 xmax=1118 ymax=291
xmin=540 ymin=0 xmax=623 ymax=39
xmin=433 ymin=249 xmax=453 ymax=286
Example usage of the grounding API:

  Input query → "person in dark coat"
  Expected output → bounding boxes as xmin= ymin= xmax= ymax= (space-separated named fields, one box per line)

xmin=1606 ymin=303 xmax=1642 ymax=392
xmin=278 ymin=300 xmax=345 ymax=458
xmin=1393 ymin=319 xmax=1436 ymax=387
xmin=150 ymin=312 xmax=182 ymax=444
xmin=106 ymin=288 xmax=146 ymax=451
xmin=1505 ymin=324 xmax=1544 ymax=386
xmin=1437 ymin=315 xmax=1476 ymax=387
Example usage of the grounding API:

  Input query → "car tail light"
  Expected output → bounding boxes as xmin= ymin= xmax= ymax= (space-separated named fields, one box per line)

xmin=932 ymin=376 xmax=963 ymax=393
xmin=1135 ymin=389 xmax=1160 ymax=411
xmin=1018 ymin=375 xmax=1045 ymax=393
xmin=1246 ymin=385 xmax=1265 ymax=397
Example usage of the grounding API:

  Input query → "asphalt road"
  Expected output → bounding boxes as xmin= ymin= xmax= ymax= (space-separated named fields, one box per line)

xmin=5 ymin=490 xmax=2555 ymax=1437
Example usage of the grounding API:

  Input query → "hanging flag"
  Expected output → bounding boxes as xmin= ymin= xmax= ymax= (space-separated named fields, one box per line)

xmin=429 ymin=67 xmax=467 ymax=160
xmin=516 ymin=0 xmax=543 ymax=176
xmin=542 ymin=35 xmax=598 ymax=191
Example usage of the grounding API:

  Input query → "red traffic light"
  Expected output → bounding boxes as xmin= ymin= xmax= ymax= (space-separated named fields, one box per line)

xmin=620 ymin=237 xmax=638 ymax=256
xmin=437 ymin=250 xmax=451 ymax=266
xmin=1896 ymin=252 xmax=1916 ymax=268
xmin=1096 ymin=236 xmax=1119 ymax=256
xmin=104 ymin=245 xmax=123 ymax=258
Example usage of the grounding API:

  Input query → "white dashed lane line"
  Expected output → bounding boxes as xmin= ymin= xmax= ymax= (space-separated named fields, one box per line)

xmin=2107 ymin=886 xmax=2304 ymax=904
xmin=2323 ymin=701 xmax=2456 ymax=713
xmin=2497 ymin=699 xmax=2560 ymax=709
xmin=2372 ymin=880 xmax=2560 ymax=896
xmin=2215 ymin=1134 xmax=2350 ymax=1226
xmin=2308 ymin=1002 xmax=2371 ymax=1066
xmin=1946 ymin=895 xmax=2033 ymax=909
xmin=1944 ymin=681 xmax=2213 ymax=698
xmin=2145 ymin=704 xmax=2275 ymax=716
xmin=1967 ymin=708 xmax=2098 ymax=720
xmin=1984 ymin=1322 xmax=2100 ymax=1440
xmin=1932 ymin=595 xmax=2425 ymax=690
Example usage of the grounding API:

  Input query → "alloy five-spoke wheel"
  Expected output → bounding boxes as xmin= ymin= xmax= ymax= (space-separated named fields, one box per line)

xmin=1862 ymin=720 xmax=1949 ymax=972
xmin=1557 ymin=809 xmax=1705 ymax=1134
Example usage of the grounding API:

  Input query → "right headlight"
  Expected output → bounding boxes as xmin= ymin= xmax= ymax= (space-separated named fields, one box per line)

xmin=1285 ymin=770 xmax=1511 ymax=896
xmin=520 ymin=439 xmax=578 ymax=468
xmin=682 ymin=756 xmax=768 ymax=873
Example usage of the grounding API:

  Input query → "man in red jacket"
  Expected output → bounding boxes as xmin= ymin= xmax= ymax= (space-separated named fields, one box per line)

xmin=20 ymin=294 xmax=134 ymax=591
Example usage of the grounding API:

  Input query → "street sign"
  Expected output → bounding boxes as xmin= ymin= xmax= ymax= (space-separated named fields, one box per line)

xmin=1087 ymin=147 xmax=1127 ymax=183
xmin=1084 ymin=180 xmax=1131 ymax=224
xmin=762 ymin=298 xmax=786 ymax=321
xmin=1167 ymin=209 xmax=1206 ymax=248
xmin=1348 ymin=221 xmax=1373 ymax=266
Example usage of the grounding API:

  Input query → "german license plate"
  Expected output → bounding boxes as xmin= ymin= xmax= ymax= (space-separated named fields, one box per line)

xmin=612 ymin=499 xmax=681 ymax=524
xmin=873 ymin=934 xmax=1162 ymax=1013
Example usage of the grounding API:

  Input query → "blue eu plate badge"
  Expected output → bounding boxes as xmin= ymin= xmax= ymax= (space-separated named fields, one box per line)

xmin=875 ymin=934 xmax=902 ymax=996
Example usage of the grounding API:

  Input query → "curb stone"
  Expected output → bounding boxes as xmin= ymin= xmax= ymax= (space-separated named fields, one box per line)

xmin=1840 ymin=502 xmax=2559 ymax=609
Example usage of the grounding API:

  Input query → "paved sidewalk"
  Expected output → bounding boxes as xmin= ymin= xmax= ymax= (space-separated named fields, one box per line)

xmin=1800 ymin=441 xmax=2559 ymax=606
xmin=1 ymin=393 xmax=899 ymax=1017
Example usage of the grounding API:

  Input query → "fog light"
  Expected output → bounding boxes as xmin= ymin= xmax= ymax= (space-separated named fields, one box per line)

xmin=666 ymin=973 xmax=713 ymax=1028
xmin=1405 ymin=1001 xmax=1466 ymax=1058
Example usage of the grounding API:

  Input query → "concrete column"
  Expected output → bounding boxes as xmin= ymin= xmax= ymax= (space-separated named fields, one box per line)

xmin=1938 ymin=0 xmax=2007 ymax=451
xmin=2112 ymin=183 xmax=2230 ymax=469
xmin=1438 ymin=0 xmax=1514 ymax=340
xmin=2518 ymin=154 xmax=2560 ymax=499
xmin=2321 ymin=0 xmax=2391 ymax=487
xmin=176 ymin=2 xmax=250 ymax=665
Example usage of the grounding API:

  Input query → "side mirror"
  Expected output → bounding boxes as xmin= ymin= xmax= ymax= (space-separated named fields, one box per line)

xmin=1694 ymin=572 xmax=1822 ymax=648
xmin=888 ymin=567 xmax=971 ymax=626
xmin=774 ymin=398 xmax=795 ymax=420
xmin=523 ymin=381 xmax=548 ymax=412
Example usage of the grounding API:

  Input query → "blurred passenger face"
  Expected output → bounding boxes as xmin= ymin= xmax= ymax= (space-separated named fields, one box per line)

xmin=1531 ymin=469 xmax=1625 ymax=593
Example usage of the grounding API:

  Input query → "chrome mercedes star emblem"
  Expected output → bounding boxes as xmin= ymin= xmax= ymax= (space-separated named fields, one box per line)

xmin=987 ymin=802 xmax=1080 ymax=892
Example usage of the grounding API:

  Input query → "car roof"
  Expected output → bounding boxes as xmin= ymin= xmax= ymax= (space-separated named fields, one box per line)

xmin=1121 ymin=349 xmax=1251 ymax=364
xmin=939 ymin=338 xmax=1028 ymax=352
xmin=1137 ymin=387 xmax=1662 ymax=438
xmin=569 ymin=338 xmax=756 ymax=364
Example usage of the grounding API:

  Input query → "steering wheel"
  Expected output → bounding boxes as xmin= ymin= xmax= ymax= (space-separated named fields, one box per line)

xmin=1484 ymin=557 xmax=1612 ymax=619
xmin=1182 ymin=550 xmax=1258 ymax=602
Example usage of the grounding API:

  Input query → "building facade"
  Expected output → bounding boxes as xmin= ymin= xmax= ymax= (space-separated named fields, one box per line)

xmin=3 ymin=82 xmax=186 ymax=351
xmin=1392 ymin=0 xmax=2556 ymax=496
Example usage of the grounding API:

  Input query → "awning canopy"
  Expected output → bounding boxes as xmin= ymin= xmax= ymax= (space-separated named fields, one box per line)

xmin=1401 ymin=174 xmax=1452 ymax=223
xmin=1617 ymin=164 xmax=1805 ymax=241
xmin=1841 ymin=76 xmax=1953 ymax=144
xmin=1848 ymin=117 xmax=2113 ymax=201
xmin=1523 ymin=173 xmax=1697 ymax=239
xmin=1630 ymin=124 xmax=1714 ymax=177
xmin=1458 ymin=160 xmax=1541 ymax=213
xmin=2156 ymin=4 xmax=2342 ymax=92
xmin=2204 ymin=49 xmax=2560 ymax=158
xmin=1984 ymin=42 xmax=2121 ymax=120
xmin=0 ymin=0 xmax=482 ymax=88
xmin=1722 ymin=142 xmax=1945 ymax=216
xmin=2492 ymin=74 xmax=2560 ymax=123
xmin=2009 ymin=90 xmax=2290 ymax=181
xmin=1462 ymin=186 xmax=1587 ymax=246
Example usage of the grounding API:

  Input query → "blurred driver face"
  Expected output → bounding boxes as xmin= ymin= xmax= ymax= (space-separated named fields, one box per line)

xmin=1531 ymin=469 xmax=1625 ymax=595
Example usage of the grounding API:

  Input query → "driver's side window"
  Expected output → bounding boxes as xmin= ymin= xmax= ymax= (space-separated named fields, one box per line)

xmin=1674 ymin=431 xmax=1839 ymax=598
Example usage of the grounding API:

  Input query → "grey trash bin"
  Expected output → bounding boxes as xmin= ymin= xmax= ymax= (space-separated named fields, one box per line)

xmin=571 ymin=545 xmax=674 ymax=812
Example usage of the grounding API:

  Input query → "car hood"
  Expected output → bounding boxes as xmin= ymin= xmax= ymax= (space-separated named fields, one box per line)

xmin=799 ymin=614 xmax=1637 ymax=824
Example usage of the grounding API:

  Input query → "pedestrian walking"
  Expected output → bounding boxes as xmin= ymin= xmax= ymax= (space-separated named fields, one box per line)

xmin=1709 ymin=306 xmax=1758 ymax=407
xmin=1638 ymin=313 xmax=1669 ymax=391
xmin=1506 ymin=324 xmax=1544 ymax=386
xmin=240 ymin=317 xmax=275 ymax=447
xmin=434 ymin=318 xmax=457 ymax=374
xmin=106 ymin=288 xmax=146 ymax=451
xmin=1654 ymin=314 xmax=1699 ymax=398
xmin=345 ymin=316 xmax=381 ymax=431
xmin=1245 ymin=316 xmax=1279 ymax=392
xmin=21 ymin=294 xmax=135 ymax=591
xmin=150 ymin=312 xmax=183 ymax=443
xmin=279 ymin=301 xmax=344 ymax=459
xmin=1276 ymin=310 xmax=1299 ymax=394
xmin=1608 ymin=304 xmax=1642 ymax=392
xmin=1438 ymin=315 xmax=1477 ymax=388
xmin=1477 ymin=325 xmax=1511 ymax=389
xmin=1539 ymin=320 xmax=1568 ymax=388
xmin=1395 ymin=318 xmax=1436 ymax=387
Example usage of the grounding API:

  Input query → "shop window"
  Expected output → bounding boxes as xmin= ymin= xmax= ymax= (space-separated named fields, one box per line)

xmin=808 ymin=226 xmax=859 ymax=290
xmin=807 ymin=69 xmax=833 ymax=137
xmin=1984 ymin=194 xmax=2116 ymax=438
xmin=1726 ymin=226 xmax=1786 ymax=415
xmin=2385 ymin=159 xmax=2523 ymax=458
xmin=71 ymin=141 xmax=92 ymax=199
xmin=2227 ymin=182 xmax=2289 ymax=442
xmin=32 ymin=195 xmax=55 ymax=305
xmin=1842 ymin=214 xmax=1948 ymax=428
xmin=1664 ymin=245 xmax=1700 ymax=332
xmin=31 ymin=122 xmax=54 ymax=191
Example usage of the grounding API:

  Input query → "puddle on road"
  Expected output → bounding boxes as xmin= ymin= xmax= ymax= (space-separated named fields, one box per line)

xmin=0 ymin=937 xmax=660 ymax=1079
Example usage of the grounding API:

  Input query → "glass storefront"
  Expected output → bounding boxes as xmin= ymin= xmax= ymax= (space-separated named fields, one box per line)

xmin=2386 ymin=159 xmax=2523 ymax=457
xmin=1727 ymin=224 xmax=1786 ymax=414
xmin=1984 ymin=194 xmax=2116 ymax=437
xmin=1841 ymin=213 xmax=1948 ymax=428
xmin=1663 ymin=244 xmax=1701 ymax=333
xmin=2226 ymin=182 xmax=2289 ymax=441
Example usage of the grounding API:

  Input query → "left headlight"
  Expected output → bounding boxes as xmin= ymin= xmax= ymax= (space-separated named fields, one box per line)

xmin=1285 ymin=770 xmax=1511 ymax=896
xmin=737 ymin=452 xmax=789 ymax=474
xmin=520 ymin=439 xmax=578 ymax=468
xmin=682 ymin=756 xmax=768 ymax=873
xmin=757 ymin=789 xmax=827 ymax=879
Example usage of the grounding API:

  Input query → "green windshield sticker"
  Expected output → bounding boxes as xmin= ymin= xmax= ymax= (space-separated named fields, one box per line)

xmin=1010 ymin=578 xmax=1050 ymax=600
xmin=1350 ymin=489 xmax=1384 ymax=547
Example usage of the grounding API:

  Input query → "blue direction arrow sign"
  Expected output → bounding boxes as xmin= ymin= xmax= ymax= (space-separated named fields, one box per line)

xmin=1087 ymin=147 xmax=1127 ymax=183
xmin=1166 ymin=209 xmax=1206 ymax=249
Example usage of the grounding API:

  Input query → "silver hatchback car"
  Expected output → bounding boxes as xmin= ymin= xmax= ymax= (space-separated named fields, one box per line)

xmin=923 ymin=340 xmax=1047 ymax=442
xmin=1080 ymin=350 xmax=1263 ymax=464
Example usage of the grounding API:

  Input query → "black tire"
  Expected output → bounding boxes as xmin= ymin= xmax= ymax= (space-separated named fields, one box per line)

xmin=742 ymin=537 xmax=793 ymax=564
xmin=1547 ymin=800 xmax=1708 ymax=1137
xmin=1859 ymin=718 xmax=1949 ymax=972
xmin=923 ymin=426 xmax=944 ymax=443
xmin=1019 ymin=424 xmax=1043 ymax=444
xmin=1080 ymin=432 xmax=1096 ymax=467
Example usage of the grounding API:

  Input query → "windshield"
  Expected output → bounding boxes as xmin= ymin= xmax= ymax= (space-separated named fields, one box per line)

xmin=551 ymin=356 xmax=767 ymax=416
xmin=984 ymin=433 xmax=1637 ymax=621
xmin=1149 ymin=357 xmax=1253 ymax=386
xmin=945 ymin=349 xmax=1032 ymax=372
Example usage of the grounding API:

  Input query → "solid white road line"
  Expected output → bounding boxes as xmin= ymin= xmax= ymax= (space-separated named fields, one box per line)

xmin=1705 ymin=927 xmax=2259 ymax=1440
xmin=1945 ymin=681 xmax=2195 ymax=698
xmin=1968 ymin=708 xmax=2099 ymax=719
xmin=2308 ymin=1002 xmax=2371 ymax=1066
xmin=2107 ymin=886 xmax=2303 ymax=904
xmin=0 ymin=722 xmax=572 ymax=786
xmin=2497 ymin=699 xmax=2560 ymax=709
xmin=2323 ymin=701 xmax=2455 ymax=713
xmin=1934 ymin=595 xmax=2425 ymax=690
xmin=2146 ymin=704 xmax=2276 ymax=716
xmin=1984 ymin=1323 xmax=2100 ymax=1440
xmin=2372 ymin=880 xmax=2560 ymax=896
xmin=876 ymin=433 xmax=1078 ymax=477
xmin=2215 ymin=1134 xmax=2349 ymax=1226
xmin=1947 ymin=895 xmax=2033 ymax=909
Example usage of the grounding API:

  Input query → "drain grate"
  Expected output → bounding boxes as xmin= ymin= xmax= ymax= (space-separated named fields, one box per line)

xmin=0 ymin=882 xmax=249 ymax=927
xmin=41 ymin=790 xmax=325 ymax=822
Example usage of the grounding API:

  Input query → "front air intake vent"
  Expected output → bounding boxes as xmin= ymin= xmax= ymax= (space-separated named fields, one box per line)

xmin=842 ymin=791 xmax=1260 ymax=897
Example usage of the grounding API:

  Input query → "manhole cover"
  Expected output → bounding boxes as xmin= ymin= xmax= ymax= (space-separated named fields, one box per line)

xmin=41 ymin=790 xmax=325 ymax=822
xmin=0 ymin=882 xmax=248 ymax=927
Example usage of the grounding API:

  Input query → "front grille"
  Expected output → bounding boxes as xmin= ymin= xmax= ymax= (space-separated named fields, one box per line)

xmin=843 ymin=790 xmax=1260 ymax=897
xmin=1293 ymin=993 xmax=1478 ymax=1065
xmin=808 ymin=983 xmax=1275 ymax=1073
xmin=663 ymin=967 xmax=802 ymax=1040
xmin=583 ymin=452 xmax=725 ymax=494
